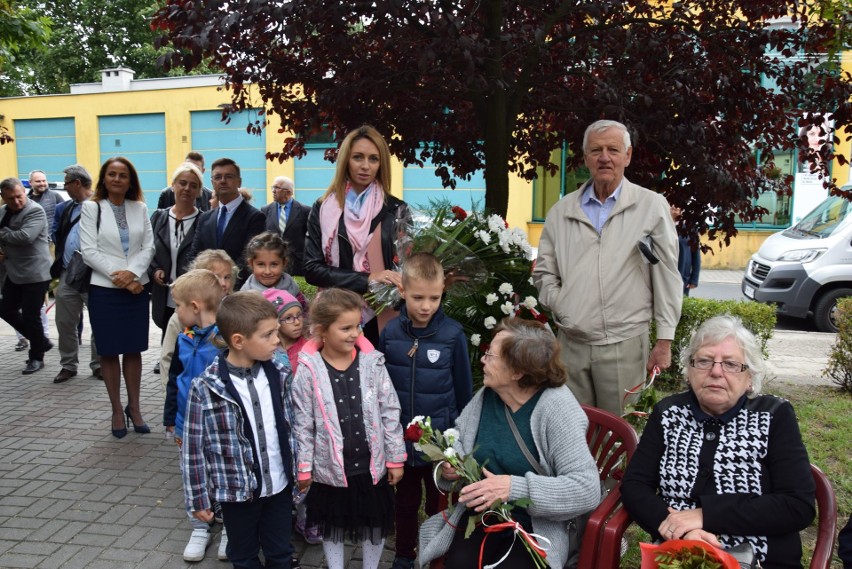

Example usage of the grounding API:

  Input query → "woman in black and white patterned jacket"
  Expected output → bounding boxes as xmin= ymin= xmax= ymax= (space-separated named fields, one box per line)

xmin=622 ymin=315 xmax=815 ymax=568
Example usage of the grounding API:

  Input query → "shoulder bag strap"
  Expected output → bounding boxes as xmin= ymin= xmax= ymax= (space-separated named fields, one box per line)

xmin=504 ymin=404 xmax=548 ymax=476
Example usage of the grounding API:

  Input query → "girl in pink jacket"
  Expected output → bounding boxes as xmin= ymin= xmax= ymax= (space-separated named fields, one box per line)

xmin=292 ymin=288 xmax=406 ymax=569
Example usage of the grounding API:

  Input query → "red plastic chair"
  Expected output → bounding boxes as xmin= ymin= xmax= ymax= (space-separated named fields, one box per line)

xmin=577 ymin=405 xmax=639 ymax=569
xmin=809 ymin=464 xmax=837 ymax=569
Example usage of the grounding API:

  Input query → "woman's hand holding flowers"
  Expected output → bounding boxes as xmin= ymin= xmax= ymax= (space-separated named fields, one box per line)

xmin=459 ymin=467 xmax=511 ymax=513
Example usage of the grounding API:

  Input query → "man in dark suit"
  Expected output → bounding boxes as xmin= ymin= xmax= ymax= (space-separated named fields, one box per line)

xmin=260 ymin=176 xmax=310 ymax=276
xmin=186 ymin=158 xmax=265 ymax=288
xmin=157 ymin=151 xmax=213 ymax=212
xmin=0 ymin=178 xmax=53 ymax=374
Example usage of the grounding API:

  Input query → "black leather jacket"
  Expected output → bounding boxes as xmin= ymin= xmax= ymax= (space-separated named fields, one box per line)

xmin=303 ymin=194 xmax=409 ymax=293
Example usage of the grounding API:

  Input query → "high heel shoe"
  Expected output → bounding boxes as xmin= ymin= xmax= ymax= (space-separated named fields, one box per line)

xmin=125 ymin=405 xmax=151 ymax=434
xmin=111 ymin=413 xmax=127 ymax=439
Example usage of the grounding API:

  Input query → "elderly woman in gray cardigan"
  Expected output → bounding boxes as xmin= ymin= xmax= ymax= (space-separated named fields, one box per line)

xmin=418 ymin=318 xmax=600 ymax=568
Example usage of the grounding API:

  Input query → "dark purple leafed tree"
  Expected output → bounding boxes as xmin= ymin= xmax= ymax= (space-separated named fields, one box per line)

xmin=152 ymin=0 xmax=852 ymax=242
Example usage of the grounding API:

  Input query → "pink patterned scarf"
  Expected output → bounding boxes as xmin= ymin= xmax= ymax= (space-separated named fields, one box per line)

xmin=319 ymin=181 xmax=386 ymax=272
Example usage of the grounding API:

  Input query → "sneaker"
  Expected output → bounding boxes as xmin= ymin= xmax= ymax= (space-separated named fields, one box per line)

xmin=291 ymin=555 xmax=302 ymax=569
xmin=15 ymin=338 xmax=28 ymax=351
xmin=217 ymin=527 xmax=228 ymax=561
xmin=183 ymin=528 xmax=211 ymax=562
xmin=295 ymin=521 xmax=322 ymax=545
xmin=303 ymin=524 xmax=322 ymax=545
xmin=391 ymin=556 xmax=416 ymax=569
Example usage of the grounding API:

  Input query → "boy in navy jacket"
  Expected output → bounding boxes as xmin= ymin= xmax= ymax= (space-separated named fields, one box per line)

xmin=378 ymin=253 xmax=473 ymax=569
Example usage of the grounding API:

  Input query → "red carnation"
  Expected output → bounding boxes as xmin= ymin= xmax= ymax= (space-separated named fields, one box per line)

xmin=404 ymin=423 xmax=424 ymax=443
xmin=451 ymin=205 xmax=467 ymax=221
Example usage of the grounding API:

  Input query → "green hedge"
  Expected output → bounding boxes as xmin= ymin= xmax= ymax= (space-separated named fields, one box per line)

xmin=823 ymin=296 xmax=852 ymax=393
xmin=294 ymin=277 xmax=318 ymax=302
xmin=654 ymin=297 xmax=777 ymax=384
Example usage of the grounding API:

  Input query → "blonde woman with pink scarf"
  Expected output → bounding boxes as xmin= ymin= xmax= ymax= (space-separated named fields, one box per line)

xmin=303 ymin=125 xmax=410 ymax=346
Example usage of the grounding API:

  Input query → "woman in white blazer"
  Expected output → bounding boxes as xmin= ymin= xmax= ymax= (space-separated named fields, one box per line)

xmin=80 ymin=157 xmax=155 ymax=439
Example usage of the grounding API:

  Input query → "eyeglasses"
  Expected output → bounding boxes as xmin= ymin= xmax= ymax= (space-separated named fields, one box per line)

xmin=279 ymin=312 xmax=304 ymax=324
xmin=484 ymin=350 xmax=501 ymax=359
xmin=689 ymin=358 xmax=749 ymax=373
xmin=271 ymin=185 xmax=292 ymax=192
xmin=212 ymin=173 xmax=238 ymax=182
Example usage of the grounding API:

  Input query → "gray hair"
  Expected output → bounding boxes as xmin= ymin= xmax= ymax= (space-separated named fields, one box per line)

xmin=274 ymin=176 xmax=294 ymax=191
xmin=680 ymin=314 xmax=767 ymax=395
xmin=0 ymin=177 xmax=24 ymax=194
xmin=27 ymin=169 xmax=46 ymax=181
xmin=582 ymin=120 xmax=632 ymax=153
xmin=171 ymin=162 xmax=204 ymax=188
xmin=63 ymin=165 xmax=92 ymax=188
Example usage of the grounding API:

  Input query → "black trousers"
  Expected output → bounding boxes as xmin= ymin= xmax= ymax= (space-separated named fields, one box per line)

xmin=0 ymin=279 xmax=50 ymax=362
xmin=444 ymin=517 xmax=543 ymax=569
xmin=219 ymin=488 xmax=294 ymax=569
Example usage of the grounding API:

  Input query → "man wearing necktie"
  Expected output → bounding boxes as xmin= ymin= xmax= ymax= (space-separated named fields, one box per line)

xmin=186 ymin=158 xmax=265 ymax=288
xmin=261 ymin=176 xmax=310 ymax=276
xmin=50 ymin=165 xmax=101 ymax=383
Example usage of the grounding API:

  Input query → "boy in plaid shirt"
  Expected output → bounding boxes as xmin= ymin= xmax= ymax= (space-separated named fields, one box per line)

xmin=182 ymin=292 xmax=297 ymax=568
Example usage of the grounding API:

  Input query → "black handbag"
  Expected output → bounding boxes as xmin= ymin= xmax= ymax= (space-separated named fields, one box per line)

xmin=63 ymin=202 xmax=100 ymax=293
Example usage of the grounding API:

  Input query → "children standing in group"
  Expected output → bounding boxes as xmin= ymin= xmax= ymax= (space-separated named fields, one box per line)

xmin=182 ymin=292 xmax=297 ymax=569
xmin=378 ymin=252 xmax=473 ymax=569
xmin=241 ymin=231 xmax=307 ymax=310
xmin=163 ymin=269 xmax=227 ymax=562
xmin=261 ymin=288 xmax=318 ymax=545
xmin=292 ymin=288 xmax=406 ymax=569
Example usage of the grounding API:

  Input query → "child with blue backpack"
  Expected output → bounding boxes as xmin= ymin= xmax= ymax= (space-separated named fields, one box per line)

xmin=163 ymin=269 xmax=227 ymax=562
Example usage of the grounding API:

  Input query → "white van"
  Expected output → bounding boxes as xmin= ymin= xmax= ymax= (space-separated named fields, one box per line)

xmin=742 ymin=185 xmax=852 ymax=332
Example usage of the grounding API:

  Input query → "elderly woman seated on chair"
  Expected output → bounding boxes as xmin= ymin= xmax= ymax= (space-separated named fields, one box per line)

xmin=622 ymin=315 xmax=816 ymax=568
xmin=418 ymin=317 xmax=601 ymax=569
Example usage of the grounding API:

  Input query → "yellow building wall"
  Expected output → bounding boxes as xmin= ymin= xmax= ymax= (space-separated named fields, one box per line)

xmin=0 ymin=84 xmax=306 ymax=204
xmin=0 ymin=83 xmax=528 ymax=209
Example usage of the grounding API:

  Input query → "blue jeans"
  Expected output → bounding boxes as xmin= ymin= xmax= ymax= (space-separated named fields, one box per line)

xmin=220 ymin=488 xmax=294 ymax=569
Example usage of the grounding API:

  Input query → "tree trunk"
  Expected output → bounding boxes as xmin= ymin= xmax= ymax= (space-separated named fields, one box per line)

xmin=480 ymin=0 xmax=511 ymax=218
xmin=482 ymin=112 xmax=512 ymax=217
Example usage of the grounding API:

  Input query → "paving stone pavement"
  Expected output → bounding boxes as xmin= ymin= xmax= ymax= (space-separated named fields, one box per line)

xmin=0 ymin=305 xmax=399 ymax=569
xmin=1 ymin=273 xmax=833 ymax=568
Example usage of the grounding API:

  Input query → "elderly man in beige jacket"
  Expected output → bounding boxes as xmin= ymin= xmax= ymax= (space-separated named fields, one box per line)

xmin=533 ymin=119 xmax=682 ymax=415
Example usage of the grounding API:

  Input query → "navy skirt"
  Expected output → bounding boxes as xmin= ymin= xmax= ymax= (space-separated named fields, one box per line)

xmin=88 ymin=285 xmax=150 ymax=356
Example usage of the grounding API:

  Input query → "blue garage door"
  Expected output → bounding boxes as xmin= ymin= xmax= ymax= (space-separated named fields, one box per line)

xmin=293 ymin=144 xmax=336 ymax=207
xmin=403 ymin=158 xmax=486 ymax=212
xmin=13 ymin=118 xmax=77 ymax=184
xmin=190 ymin=110 xmax=267 ymax=204
xmin=99 ymin=114 xmax=166 ymax=210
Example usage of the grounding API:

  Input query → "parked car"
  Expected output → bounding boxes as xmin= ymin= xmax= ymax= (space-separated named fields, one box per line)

xmin=742 ymin=185 xmax=852 ymax=332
